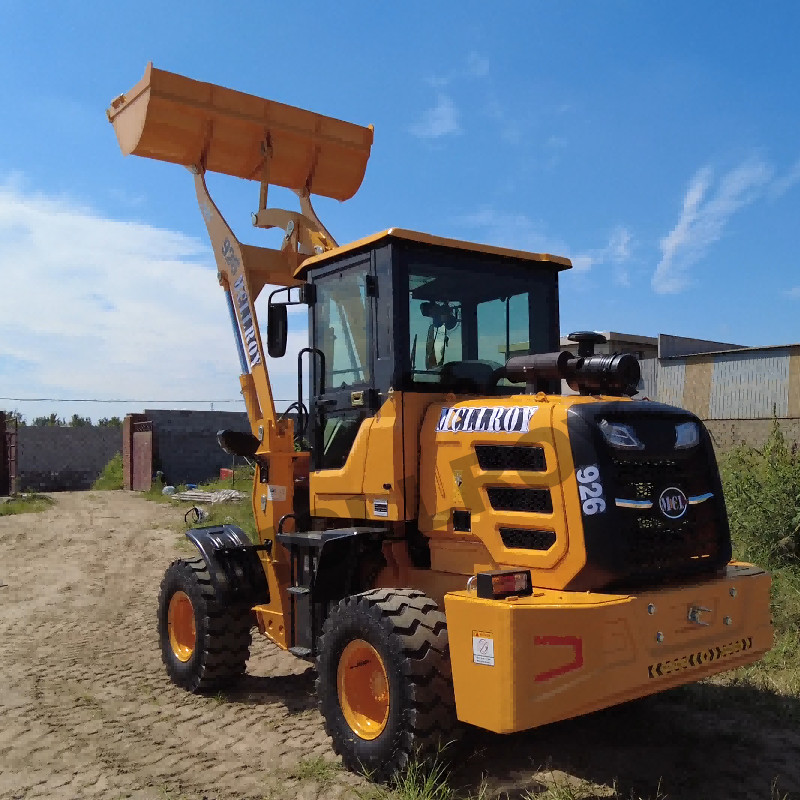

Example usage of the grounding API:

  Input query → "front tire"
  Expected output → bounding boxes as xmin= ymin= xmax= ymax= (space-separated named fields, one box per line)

xmin=316 ymin=589 xmax=458 ymax=781
xmin=157 ymin=557 xmax=252 ymax=692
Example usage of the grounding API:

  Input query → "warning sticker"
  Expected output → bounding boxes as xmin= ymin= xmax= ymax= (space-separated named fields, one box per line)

xmin=267 ymin=485 xmax=286 ymax=502
xmin=472 ymin=631 xmax=495 ymax=666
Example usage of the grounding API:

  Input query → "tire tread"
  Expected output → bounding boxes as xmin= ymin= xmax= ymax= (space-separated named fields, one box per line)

xmin=316 ymin=588 xmax=458 ymax=781
xmin=157 ymin=558 xmax=252 ymax=693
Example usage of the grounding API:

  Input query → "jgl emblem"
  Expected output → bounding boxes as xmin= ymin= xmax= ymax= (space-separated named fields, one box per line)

xmin=659 ymin=487 xmax=688 ymax=519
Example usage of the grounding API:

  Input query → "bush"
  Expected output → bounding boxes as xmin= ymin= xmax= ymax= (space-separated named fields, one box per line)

xmin=720 ymin=419 xmax=800 ymax=570
xmin=93 ymin=452 xmax=124 ymax=490
xmin=720 ymin=420 xmax=800 ymax=669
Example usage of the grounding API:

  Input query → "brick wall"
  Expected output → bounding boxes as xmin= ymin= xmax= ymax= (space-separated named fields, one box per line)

xmin=18 ymin=426 xmax=122 ymax=491
xmin=122 ymin=414 xmax=147 ymax=490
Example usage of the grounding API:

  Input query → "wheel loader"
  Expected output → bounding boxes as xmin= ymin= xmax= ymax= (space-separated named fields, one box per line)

xmin=108 ymin=65 xmax=773 ymax=780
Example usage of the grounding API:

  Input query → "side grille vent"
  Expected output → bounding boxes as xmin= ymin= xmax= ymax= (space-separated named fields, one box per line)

xmin=500 ymin=527 xmax=556 ymax=551
xmin=475 ymin=445 xmax=546 ymax=472
xmin=487 ymin=487 xmax=552 ymax=514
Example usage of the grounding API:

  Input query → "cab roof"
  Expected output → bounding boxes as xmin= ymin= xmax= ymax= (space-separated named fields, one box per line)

xmin=294 ymin=227 xmax=573 ymax=279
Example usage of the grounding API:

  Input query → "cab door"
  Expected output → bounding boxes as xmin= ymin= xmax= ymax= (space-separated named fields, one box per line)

xmin=309 ymin=255 xmax=377 ymax=471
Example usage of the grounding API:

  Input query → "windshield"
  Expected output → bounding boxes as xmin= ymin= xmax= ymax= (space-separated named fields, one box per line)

xmin=405 ymin=257 xmax=557 ymax=391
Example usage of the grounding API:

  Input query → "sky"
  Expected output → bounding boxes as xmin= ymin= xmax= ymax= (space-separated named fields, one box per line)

xmin=2 ymin=1 xmax=800 ymax=423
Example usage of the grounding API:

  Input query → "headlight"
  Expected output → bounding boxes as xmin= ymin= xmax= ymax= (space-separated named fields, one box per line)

xmin=598 ymin=419 xmax=645 ymax=450
xmin=675 ymin=421 xmax=699 ymax=449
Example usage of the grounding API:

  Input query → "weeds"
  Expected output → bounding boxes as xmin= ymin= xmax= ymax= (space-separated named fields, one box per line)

xmin=355 ymin=753 xmax=487 ymax=800
xmin=0 ymin=493 xmax=53 ymax=516
xmin=143 ymin=465 xmax=258 ymax=541
xmin=92 ymin=452 xmax=124 ymax=490
xmin=389 ymin=756 xmax=458 ymax=800
xmin=719 ymin=420 xmax=800 ymax=692
xmin=286 ymin=755 xmax=341 ymax=786
xmin=721 ymin=418 xmax=800 ymax=570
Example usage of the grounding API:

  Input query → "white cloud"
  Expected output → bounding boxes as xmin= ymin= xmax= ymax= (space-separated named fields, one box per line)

xmin=784 ymin=287 xmax=800 ymax=298
xmin=652 ymin=159 xmax=773 ymax=294
xmin=452 ymin=209 xmax=632 ymax=283
xmin=770 ymin=157 xmax=800 ymax=199
xmin=0 ymin=179 xmax=305 ymax=422
xmin=409 ymin=94 xmax=461 ymax=139
xmin=573 ymin=226 xmax=633 ymax=286
xmin=454 ymin=208 xmax=552 ymax=253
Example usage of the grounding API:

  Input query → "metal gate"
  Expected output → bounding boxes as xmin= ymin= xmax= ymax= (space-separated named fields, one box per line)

xmin=132 ymin=420 xmax=153 ymax=492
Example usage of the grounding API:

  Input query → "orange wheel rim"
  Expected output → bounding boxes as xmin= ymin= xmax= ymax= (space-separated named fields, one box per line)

xmin=337 ymin=639 xmax=390 ymax=740
xmin=167 ymin=590 xmax=196 ymax=662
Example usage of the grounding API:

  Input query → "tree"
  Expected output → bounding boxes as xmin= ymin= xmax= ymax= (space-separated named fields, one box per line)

xmin=69 ymin=414 xmax=92 ymax=427
xmin=1 ymin=410 xmax=25 ymax=426
xmin=98 ymin=416 xmax=123 ymax=428
xmin=33 ymin=414 xmax=65 ymax=426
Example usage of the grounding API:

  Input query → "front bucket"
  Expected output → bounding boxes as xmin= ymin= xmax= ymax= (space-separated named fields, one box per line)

xmin=107 ymin=63 xmax=373 ymax=201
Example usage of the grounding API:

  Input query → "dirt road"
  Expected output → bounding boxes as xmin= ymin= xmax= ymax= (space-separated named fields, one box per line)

xmin=1 ymin=492 xmax=799 ymax=800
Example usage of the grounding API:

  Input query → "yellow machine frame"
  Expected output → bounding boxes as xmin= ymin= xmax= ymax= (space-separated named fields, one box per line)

xmin=109 ymin=65 xmax=772 ymax=740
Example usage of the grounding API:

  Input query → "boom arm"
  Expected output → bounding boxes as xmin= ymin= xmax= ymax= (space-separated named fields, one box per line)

xmin=107 ymin=63 xmax=374 ymax=437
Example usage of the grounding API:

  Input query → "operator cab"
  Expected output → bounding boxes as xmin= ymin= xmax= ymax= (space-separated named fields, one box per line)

xmin=276 ymin=229 xmax=570 ymax=471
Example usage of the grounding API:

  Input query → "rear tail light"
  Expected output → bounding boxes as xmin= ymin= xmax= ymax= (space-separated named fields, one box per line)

xmin=476 ymin=569 xmax=533 ymax=599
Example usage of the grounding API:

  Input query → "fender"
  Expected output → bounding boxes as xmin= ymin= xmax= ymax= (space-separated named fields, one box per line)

xmin=186 ymin=524 xmax=270 ymax=607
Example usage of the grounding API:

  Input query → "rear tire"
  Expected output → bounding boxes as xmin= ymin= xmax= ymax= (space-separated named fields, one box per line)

xmin=316 ymin=589 xmax=458 ymax=781
xmin=157 ymin=557 xmax=252 ymax=692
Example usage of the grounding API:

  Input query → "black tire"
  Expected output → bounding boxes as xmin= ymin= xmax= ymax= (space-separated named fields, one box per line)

xmin=316 ymin=589 xmax=458 ymax=781
xmin=157 ymin=557 xmax=252 ymax=692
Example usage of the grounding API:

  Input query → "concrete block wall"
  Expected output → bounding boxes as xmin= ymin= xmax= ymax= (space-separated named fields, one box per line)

xmin=144 ymin=410 xmax=251 ymax=486
xmin=18 ymin=426 xmax=122 ymax=491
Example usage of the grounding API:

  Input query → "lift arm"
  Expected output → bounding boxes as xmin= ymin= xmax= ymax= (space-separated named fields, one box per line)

xmin=107 ymin=63 xmax=374 ymax=436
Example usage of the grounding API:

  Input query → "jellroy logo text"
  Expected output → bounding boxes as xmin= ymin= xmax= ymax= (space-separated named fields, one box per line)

xmin=232 ymin=272 xmax=262 ymax=368
xmin=435 ymin=406 xmax=537 ymax=435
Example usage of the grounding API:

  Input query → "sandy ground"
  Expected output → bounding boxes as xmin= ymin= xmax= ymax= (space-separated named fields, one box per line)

xmin=1 ymin=491 xmax=799 ymax=800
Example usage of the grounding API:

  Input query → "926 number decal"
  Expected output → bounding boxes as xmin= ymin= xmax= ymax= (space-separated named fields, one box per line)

xmin=576 ymin=465 xmax=606 ymax=515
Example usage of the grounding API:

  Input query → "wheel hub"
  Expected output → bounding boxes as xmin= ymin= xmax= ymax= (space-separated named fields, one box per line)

xmin=167 ymin=590 xmax=196 ymax=662
xmin=337 ymin=639 xmax=389 ymax=740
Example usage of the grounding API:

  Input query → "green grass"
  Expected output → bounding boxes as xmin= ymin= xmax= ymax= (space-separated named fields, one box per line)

xmin=92 ymin=452 xmax=124 ymax=490
xmin=144 ymin=465 xmax=258 ymax=541
xmin=0 ymin=493 xmax=54 ymax=516
xmin=354 ymin=754 xmax=488 ymax=800
xmin=197 ymin=464 xmax=254 ymax=493
xmin=286 ymin=755 xmax=342 ymax=786
xmin=718 ymin=420 xmax=800 ymax=703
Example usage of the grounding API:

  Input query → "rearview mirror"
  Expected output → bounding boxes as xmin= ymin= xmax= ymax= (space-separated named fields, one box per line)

xmin=267 ymin=303 xmax=288 ymax=358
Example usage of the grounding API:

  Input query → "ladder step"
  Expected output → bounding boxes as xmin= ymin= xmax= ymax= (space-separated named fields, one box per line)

xmin=289 ymin=646 xmax=312 ymax=658
xmin=287 ymin=586 xmax=310 ymax=595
